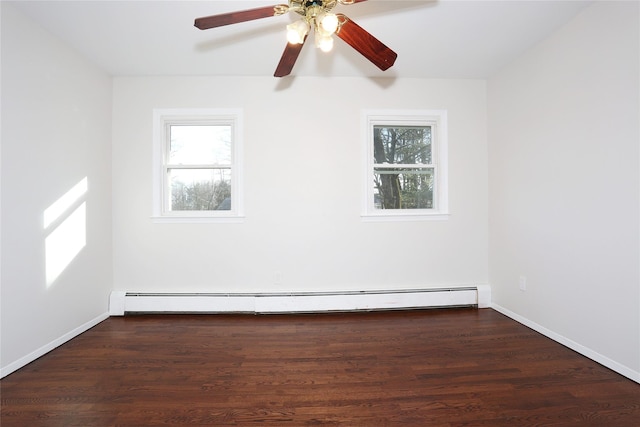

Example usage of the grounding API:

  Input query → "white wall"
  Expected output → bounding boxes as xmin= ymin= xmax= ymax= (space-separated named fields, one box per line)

xmin=0 ymin=3 xmax=113 ymax=375
xmin=9 ymin=0 xmax=636 ymax=386
xmin=112 ymin=77 xmax=488 ymax=294
xmin=488 ymin=1 xmax=639 ymax=379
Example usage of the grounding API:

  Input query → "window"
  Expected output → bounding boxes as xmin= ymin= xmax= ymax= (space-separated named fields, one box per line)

xmin=362 ymin=110 xmax=448 ymax=220
xmin=153 ymin=109 xmax=243 ymax=222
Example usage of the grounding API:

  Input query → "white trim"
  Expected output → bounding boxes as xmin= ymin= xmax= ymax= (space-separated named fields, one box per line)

xmin=150 ymin=215 xmax=245 ymax=224
xmin=152 ymin=108 xmax=244 ymax=223
xmin=361 ymin=109 xmax=449 ymax=220
xmin=361 ymin=212 xmax=450 ymax=222
xmin=109 ymin=290 xmax=127 ymax=315
xmin=110 ymin=287 xmax=483 ymax=315
xmin=0 ymin=312 xmax=109 ymax=379
xmin=491 ymin=303 xmax=640 ymax=384
xmin=476 ymin=284 xmax=491 ymax=308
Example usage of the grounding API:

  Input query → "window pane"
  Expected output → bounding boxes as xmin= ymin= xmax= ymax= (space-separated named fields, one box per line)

xmin=373 ymin=126 xmax=431 ymax=165
xmin=169 ymin=125 xmax=231 ymax=165
xmin=373 ymin=168 xmax=434 ymax=209
xmin=169 ymin=169 xmax=231 ymax=211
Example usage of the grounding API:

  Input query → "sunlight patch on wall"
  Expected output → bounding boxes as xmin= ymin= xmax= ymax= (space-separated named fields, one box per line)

xmin=44 ymin=178 xmax=88 ymax=228
xmin=44 ymin=177 xmax=88 ymax=286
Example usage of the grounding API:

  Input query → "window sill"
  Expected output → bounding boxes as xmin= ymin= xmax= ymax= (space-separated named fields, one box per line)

xmin=361 ymin=212 xmax=449 ymax=222
xmin=151 ymin=215 xmax=245 ymax=224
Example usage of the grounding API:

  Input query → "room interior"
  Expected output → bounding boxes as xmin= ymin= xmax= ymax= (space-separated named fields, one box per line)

xmin=1 ymin=0 xmax=638 ymax=387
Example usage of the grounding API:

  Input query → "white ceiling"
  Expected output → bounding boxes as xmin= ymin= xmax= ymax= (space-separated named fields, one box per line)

xmin=8 ymin=0 xmax=593 ymax=79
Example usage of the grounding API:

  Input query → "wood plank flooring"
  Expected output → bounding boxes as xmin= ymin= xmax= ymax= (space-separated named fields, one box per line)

xmin=1 ymin=308 xmax=639 ymax=426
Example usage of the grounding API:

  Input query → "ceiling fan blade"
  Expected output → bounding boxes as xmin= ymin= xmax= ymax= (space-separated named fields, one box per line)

xmin=195 ymin=5 xmax=287 ymax=30
xmin=335 ymin=14 xmax=397 ymax=71
xmin=274 ymin=37 xmax=308 ymax=77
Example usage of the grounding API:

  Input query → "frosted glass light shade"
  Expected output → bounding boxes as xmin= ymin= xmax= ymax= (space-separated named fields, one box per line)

xmin=286 ymin=20 xmax=310 ymax=44
xmin=319 ymin=13 xmax=339 ymax=35
xmin=316 ymin=34 xmax=334 ymax=52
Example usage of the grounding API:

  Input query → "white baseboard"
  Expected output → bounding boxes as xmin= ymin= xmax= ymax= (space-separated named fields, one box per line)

xmin=491 ymin=303 xmax=640 ymax=384
xmin=0 ymin=312 xmax=109 ymax=379
xmin=110 ymin=286 xmax=490 ymax=315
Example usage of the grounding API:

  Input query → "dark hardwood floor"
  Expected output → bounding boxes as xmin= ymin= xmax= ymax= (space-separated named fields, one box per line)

xmin=1 ymin=308 xmax=639 ymax=426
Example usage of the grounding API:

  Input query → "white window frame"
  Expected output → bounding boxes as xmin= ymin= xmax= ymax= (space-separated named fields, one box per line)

xmin=362 ymin=109 xmax=448 ymax=221
xmin=152 ymin=108 xmax=244 ymax=223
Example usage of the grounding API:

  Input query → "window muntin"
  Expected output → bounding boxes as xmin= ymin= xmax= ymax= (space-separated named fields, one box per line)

xmin=153 ymin=109 xmax=243 ymax=222
xmin=364 ymin=111 xmax=448 ymax=220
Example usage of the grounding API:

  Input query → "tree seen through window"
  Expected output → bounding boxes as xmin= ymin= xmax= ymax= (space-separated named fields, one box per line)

xmin=373 ymin=125 xmax=434 ymax=209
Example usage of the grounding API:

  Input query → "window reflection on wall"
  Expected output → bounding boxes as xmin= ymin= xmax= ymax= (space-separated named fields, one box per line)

xmin=43 ymin=177 xmax=87 ymax=286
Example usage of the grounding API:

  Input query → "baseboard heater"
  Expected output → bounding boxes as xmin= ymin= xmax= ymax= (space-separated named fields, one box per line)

xmin=109 ymin=286 xmax=490 ymax=315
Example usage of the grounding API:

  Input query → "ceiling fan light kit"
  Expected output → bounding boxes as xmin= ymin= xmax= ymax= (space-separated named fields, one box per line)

xmin=194 ymin=0 xmax=397 ymax=77
xmin=319 ymin=12 xmax=340 ymax=34
xmin=286 ymin=19 xmax=310 ymax=44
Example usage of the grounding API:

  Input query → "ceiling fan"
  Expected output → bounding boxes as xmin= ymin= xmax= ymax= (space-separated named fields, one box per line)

xmin=194 ymin=0 xmax=397 ymax=77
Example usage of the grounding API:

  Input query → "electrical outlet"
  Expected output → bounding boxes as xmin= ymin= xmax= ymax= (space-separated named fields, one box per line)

xmin=274 ymin=271 xmax=283 ymax=285
xmin=519 ymin=275 xmax=527 ymax=291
